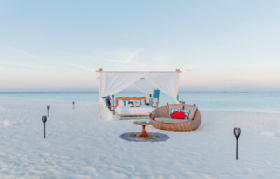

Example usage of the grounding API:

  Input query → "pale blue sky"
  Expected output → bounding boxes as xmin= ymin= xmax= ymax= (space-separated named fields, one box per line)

xmin=0 ymin=0 xmax=279 ymax=92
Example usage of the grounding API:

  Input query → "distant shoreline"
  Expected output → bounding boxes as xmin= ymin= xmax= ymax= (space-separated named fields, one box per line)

xmin=0 ymin=91 xmax=280 ymax=93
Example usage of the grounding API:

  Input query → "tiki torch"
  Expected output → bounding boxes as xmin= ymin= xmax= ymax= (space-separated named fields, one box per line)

xmin=233 ymin=127 xmax=241 ymax=160
xmin=42 ymin=115 xmax=47 ymax=138
xmin=47 ymin=106 xmax=50 ymax=117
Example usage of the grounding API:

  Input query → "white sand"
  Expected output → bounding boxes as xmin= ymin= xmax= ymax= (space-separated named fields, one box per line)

xmin=0 ymin=98 xmax=280 ymax=178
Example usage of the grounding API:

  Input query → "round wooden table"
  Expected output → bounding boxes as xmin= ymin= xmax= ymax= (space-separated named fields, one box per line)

xmin=133 ymin=121 xmax=154 ymax=138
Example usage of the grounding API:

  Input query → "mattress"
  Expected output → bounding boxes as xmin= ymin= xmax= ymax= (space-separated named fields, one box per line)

xmin=116 ymin=106 xmax=155 ymax=115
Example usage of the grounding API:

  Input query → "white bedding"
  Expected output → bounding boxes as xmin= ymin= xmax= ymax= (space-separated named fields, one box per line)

xmin=116 ymin=106 xmax=155 ymax=115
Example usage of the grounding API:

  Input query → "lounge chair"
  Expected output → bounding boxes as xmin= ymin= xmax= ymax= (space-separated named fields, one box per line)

xmin=149 ymin=104 xmax=201 ymax=132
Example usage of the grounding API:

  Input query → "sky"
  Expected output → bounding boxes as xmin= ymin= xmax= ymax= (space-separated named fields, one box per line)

xmin=0 ymin=0 xmax=280 ymax=92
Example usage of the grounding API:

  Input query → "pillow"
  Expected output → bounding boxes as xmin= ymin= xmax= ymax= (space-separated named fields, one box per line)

xmin=127 ymin=100 xmax=134 ymax=107
xmin=140 ymin=99 xmax=145 ymax=106
xmin=170 ymin=111 xmax=186 ymax=119
xmin=169 ymin=104 xmax=184 ymax=110
xmin=118 ymin=99 xmax=124 ymax=107
xmin=133 ymin=100 xmax=140 ymax=107
xmin=184 ymin=105 xmax=198 ymax=120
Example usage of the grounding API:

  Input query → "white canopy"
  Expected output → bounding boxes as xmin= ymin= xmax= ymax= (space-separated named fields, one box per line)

xmin=97 ymin=69 xmax=181 ymax=120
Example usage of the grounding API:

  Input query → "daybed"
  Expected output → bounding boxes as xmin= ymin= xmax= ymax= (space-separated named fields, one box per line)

xmin=149 ymin=104 xmax=201 ymax=132
xmin=115 ymin=97 xmax=156 ymax=118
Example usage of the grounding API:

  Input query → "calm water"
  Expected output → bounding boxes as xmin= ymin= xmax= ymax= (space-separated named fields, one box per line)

xmin=0 ymin=92 xmax=279 ymax=113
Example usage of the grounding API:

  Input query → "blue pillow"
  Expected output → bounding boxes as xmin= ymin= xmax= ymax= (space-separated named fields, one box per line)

xmin=181 ymin=110 xmax=190 ymax=119
xmin=124 ymin=101 xmax=126 ymax=106
xmin=128 ymin=101 xmax=134 ymax=105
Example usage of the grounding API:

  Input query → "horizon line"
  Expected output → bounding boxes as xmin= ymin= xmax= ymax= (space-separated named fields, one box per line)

xmin=0 ymin=91 xmax=279 ymax=93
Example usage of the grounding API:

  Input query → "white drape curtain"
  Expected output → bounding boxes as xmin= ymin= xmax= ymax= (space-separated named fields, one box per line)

xmin=133 ymin=79 xmax=155 ymax=95
xmin=99 ymin=72 xmax=147 ymax=120
xmin=144 ymin=72 xmax=180 ymax=104
xmin=98 ymin=71 xmax=180 ymax=120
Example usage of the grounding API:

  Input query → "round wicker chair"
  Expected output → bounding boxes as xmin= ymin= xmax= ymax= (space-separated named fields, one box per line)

xmin=149 ymin=104 xmax=201 ymax=132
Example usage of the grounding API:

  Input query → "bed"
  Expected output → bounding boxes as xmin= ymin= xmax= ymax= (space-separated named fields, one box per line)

xmin=115 ymin=97 xmax=156 ymax=117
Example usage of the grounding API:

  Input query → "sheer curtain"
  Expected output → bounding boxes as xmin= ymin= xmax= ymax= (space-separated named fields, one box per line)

xmin=144 ymin=72 xmax=180 ymax=104
xmin=99 ymin=72 xmax=147 ymax=120
xmin=133 ymin=79 xmax=155 ymax=95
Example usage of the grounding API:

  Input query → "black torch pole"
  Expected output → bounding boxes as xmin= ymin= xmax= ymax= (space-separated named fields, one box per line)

xmin=233 ymin=127 xmax=241 ymax=160
xmin=42 ymin=115 xmax=47 ymax=139
xmin=44 ymin=123 xmax=46 ymax=138
xmin=236 ymin=139 xmax=238 ymax=160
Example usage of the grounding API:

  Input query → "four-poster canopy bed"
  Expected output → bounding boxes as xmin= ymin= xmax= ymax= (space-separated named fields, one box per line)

xmin=96 ymin=68 xmax=181 ymax=120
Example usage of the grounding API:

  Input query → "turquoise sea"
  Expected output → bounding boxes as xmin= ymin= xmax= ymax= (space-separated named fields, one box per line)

xmin=0 ymin=92 xmax=279 ymax=113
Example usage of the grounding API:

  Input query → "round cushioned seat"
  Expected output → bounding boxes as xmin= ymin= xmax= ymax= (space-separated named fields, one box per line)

xmin=154 ymin=117 xmax=192 ymax=124
xmin=149 ymin=104 xmax=201 ymax=132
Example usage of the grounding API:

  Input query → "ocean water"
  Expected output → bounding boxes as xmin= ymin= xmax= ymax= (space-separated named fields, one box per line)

xmin=0 ymin=92 xmax=279 ymax=113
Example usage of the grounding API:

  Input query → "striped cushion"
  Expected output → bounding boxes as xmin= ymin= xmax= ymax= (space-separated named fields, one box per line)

xmin=181 ymin=110 xmax=190 ymax=119
xmin=169 ymin=108 xmax=190 ymax=119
